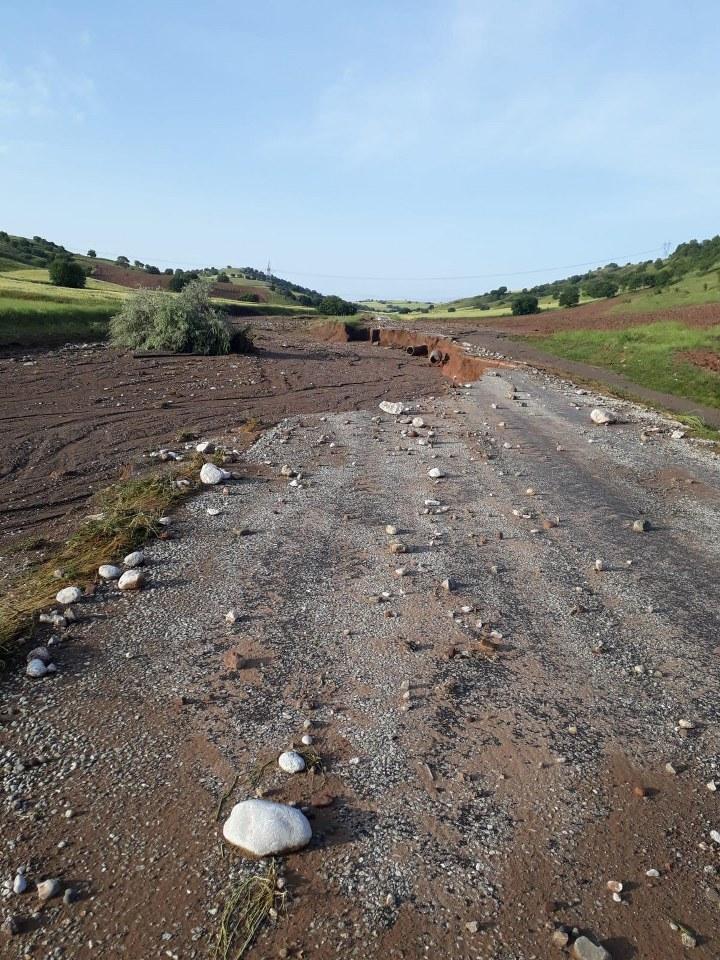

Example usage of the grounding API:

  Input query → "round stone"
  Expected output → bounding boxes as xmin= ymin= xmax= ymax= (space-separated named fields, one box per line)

xmin=278 ymin=750 xmax=306 ymax=774
xmin=222 ymin=799 xmax=312 ymax=856
xmin=56 ymin=586 xmax=82 ymax=605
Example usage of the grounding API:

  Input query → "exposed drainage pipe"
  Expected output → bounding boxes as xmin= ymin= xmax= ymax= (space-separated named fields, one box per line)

xmin=405 ymin=344 xmax=428 ymax=357
xmin=429 ymin=349 xmax=444 ymax=365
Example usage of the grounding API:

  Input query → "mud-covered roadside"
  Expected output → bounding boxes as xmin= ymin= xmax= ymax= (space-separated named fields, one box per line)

xmin=0 ymin=321 xmax=447 ymax=554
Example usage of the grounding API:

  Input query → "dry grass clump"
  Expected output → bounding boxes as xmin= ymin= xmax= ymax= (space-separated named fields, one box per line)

xmin=0 ymin=462 xmax=200 ymax=662
xmin=215 ymin=860 xmax=285 ymax=960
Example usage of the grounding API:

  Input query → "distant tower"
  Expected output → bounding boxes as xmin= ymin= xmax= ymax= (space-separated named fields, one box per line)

xmin=266 ymin=259 xmax=272 ymax=278
xmin=662 ymin=241 xmax=671 ymax=258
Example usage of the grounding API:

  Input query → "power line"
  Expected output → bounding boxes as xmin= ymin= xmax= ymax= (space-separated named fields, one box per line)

xmin=272 ymin=246 xmax=666 ymax=282
xmin=66 ymin=240 xmax=667 ymax=284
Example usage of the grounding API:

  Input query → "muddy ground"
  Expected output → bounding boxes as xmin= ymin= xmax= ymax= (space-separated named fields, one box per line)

xmin=1 ymin=330 xmax=720 ymax=960
xmin=0 ymin=322 xmax=446 ymax=554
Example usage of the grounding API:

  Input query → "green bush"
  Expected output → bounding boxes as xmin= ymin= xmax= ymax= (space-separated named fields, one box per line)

xmin=240 ymin=292 xmax=260 ymax=303
xmin=511 ymin=294 xmax=539 ymax=316
xmin=110 ymin=279 xmax=242 ymax=355
xmin=49 ymin=257 xmax=86 ymax=289
xmin=319 ymin=295 xmax=357 ymax=316
xmin=87 ymin=248 xmax=96 ymax=258
xmin=216 ymin=271 xmax=230 ymax=283
xmin=558 ymin=284 xmax=579 ymax=307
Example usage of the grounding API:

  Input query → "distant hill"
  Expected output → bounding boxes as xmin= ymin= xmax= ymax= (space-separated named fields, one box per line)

xmin=0 ymin=231 xmax=70 ymax=271
xmin=0 ymin=229 xmax=361 ymax=311
xmin=443 ymin=235 xmax=720 ymax=313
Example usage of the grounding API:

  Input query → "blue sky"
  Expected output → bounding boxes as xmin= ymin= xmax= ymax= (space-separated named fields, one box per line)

xmin=2 ymin=0 xmax=720 ymax=301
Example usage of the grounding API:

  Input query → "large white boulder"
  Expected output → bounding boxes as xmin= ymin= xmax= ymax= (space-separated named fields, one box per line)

xmin=98 ymin=564 xmax=122 ymax=580
xmin=379 ymin=401 xmax=405 ymax=416
xmin=56 ymin=586 xmax=82 ymax=606
xmin=590 ymin=408 xmax=616 ymax=425
xmin=222 ymin=799 xmax=312 ymax=856
xmin=123 ymin=550 xmax=145 ymax=568
xmin=200 ymin=463 xmax=231 ymax=485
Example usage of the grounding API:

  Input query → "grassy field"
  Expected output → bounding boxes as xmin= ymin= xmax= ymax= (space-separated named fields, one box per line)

xmin=0 ymin=268 xmax=123 ymax=346
xmin=0 ymin=266 xmax=313 ymax=348
xmin=610 ymin=269 xmax=720 ymax=314
xmin=527 ymin=320 xmax=720 ymax=411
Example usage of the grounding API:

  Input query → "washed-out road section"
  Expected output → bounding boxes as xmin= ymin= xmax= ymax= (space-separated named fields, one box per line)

xmin=1 ymin=359 xmax=720 ymax=959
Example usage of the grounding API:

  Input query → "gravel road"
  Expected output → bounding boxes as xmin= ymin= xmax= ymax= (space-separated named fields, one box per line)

xmin=2 ymin=357 xmax=720 ymax=959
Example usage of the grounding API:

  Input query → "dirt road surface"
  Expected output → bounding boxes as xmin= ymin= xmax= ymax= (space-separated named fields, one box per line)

xmin=2 ymin=356 xmax=720 ymax=959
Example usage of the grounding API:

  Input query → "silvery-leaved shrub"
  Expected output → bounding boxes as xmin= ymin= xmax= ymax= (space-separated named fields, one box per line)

xmin=110 ymin=279 xmax=241 ymax=354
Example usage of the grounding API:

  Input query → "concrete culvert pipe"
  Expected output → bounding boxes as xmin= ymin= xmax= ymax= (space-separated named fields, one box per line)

xmin=405 ymin=345 xmax=428 ymax=357
xmin=429 ymin=349 xmax=444 ymax=365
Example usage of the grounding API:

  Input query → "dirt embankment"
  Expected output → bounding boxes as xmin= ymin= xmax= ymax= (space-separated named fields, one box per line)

xmin=313 ymin=321 xmax=512 ymax=382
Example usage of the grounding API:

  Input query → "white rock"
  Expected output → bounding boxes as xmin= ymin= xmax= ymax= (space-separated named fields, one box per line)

xmin=671 ymin=429 xmax=685 ymax=440
xmin=118 ymin=569 xmax=145 ymax=591
xmin=207 ymin=508 xmax=222 ymax=516
xmin=301 ymin=734 xmax=313 ymax=746
xmin=13 ymin=872 xmax=26 ymax=894
xmin=222 ymin=799 xmax=312 ymax=856
xmin=278 ymin=750 xmax=306 ymax=774
xmin=37 ymin=878 xmax=62 ymax=901
xmin=123 ymin=550 xmax=145 ymax=568
xmin=590 ymin=408 xmax=616 ymax=425
xmin=710 ymin=829 xmax=720 ymax=844
xmin=411 ymin=417 xmax=425 ymax=428
xmin=200 ymin=462 xmax=231 ymax=485
xmin=225 ymin=609 xmax=240 ymax=624
xmin=196 ymin=441 xmax=215 ymax=453
xmin=26 ymin=658 xmax=48 ymax=679
xmin=56 ymin=587 xmax=82 ymax=606
xmin=572 ymin=936 xmax=611 ymax=960
xmin=98 ymin=564 xmax=121 ymax=580
xmin=385 ymin=524 xmax=398 ymax=535
xmin=379 ymin=401 xmax=405 ymax=416
xmin=427 ymin=467 xmax=445 ymax=479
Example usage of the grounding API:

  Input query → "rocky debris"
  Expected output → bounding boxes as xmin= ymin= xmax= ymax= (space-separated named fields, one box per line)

xmin=200 ymin=463 xmax=231 ymax=485
xmin=55 ymin=586 xmax=82 ymax=605
xmin=222 ymin=799 xmax=312 ymax=856
xmin=196 ymin=440 xmax=215 ymax=454
xmin=590 ymin=408 xmax=616 ymax=425
xmin=411 ymin=416 xmax=425 ymax=428
xmin=26 ymin=658 xmax=52 ymax=679
xmin=27 ymin=646 xmax=52 ymax=665
xmin=385 ymin=524 xmax=398 ymax=535
xmin=551 ymin=928 xmax=570 ymax=948
xmin=98 ymin=564 xmax=122 ymax=580
xmin=225 ymin=608 xmax=240 ymax=624
xmin=671 ymin=429 xmax=686 ymax=439
xmin=427 ymin=467 xmax=445 ymax=479
xmin=278 ymin=750 xmax=306 ymax=773
xmin=12 ymin=871 xmax=27 ymax=894
xmin=280 ymin=464 xmax=298 ymax=478
xmin=36 ymin=878 xmax=62 ymax=902
xmin=301 ymin=734 xmax=313 ymax=746
xmin=632 ymin=518 xmax=650 ymax=532
xmin=1 ymin=915 xmax=22 ymax=937
xmin=669 ymin=919 xmax=698 ymax=949
xmin=379 ymin=401 xmax=405 ymax=416
xmin=572 ymin=935 xmax=612 ymax=960
xmin=123 ymin=550 xmax=145 ymax=568
xmin=118 ymin=569 xmax=145 ymax=591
